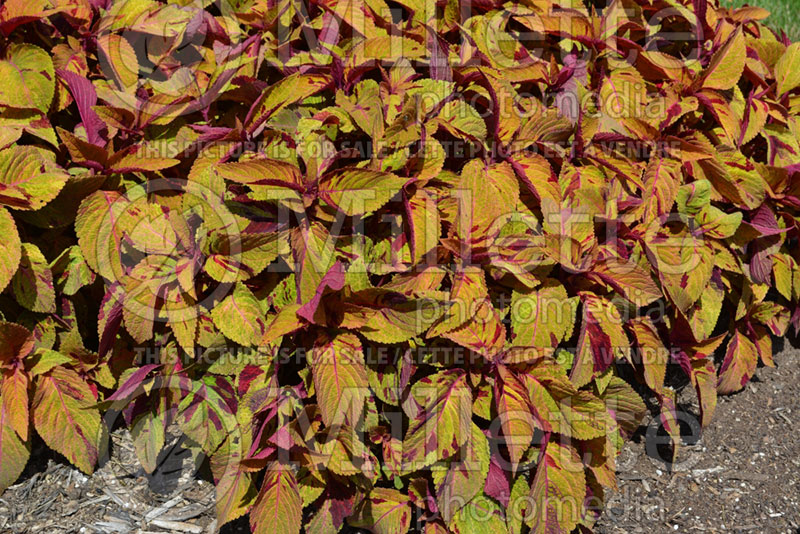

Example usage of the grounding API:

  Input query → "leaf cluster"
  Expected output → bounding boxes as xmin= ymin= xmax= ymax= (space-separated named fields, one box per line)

xmin=0 ymin=0 xmax=799 ymax=533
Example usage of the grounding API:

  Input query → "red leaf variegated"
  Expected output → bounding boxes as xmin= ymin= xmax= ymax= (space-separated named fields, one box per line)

xmin=0 ymin=146 xmax=68 ymax=210
xmin=527 ymin=442 xmax=586 ymax=534
xmin=350 ymin=487 xmax=412 ymax=534
xmin=495 ymin=365 xmax=537 ymax=472
xmin=0 ymin=2 xmax=797 ymax=532
xmin=318 ymin=168 xmax=408 ymax=216
xmin=699 ymin=28 xmax=746 ymax=91
xmin=0 ymin=207 xmax=21 ymax=293
xmin=573 ymin=293 xmax=629 ymax=379
xmin=641 ymin=156 xmax=682 ymax=221
xmin=32 ymin=367 xmax=104 ymax=474
xmin=309 ymin=331 xmax=370 ymax=428
xmin=0 ymin=395 xmax=29 ymax=493
xmin=717 ymin=328 xmax=759 ymax=395
xmin=250 ymin=464 xmax=303 ymax=534
xmin=402 ymin=369 xmax=472 ymax=471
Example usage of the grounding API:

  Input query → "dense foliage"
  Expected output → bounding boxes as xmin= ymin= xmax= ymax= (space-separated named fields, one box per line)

xmin=0 ymin=0 xmax=799 ymax=532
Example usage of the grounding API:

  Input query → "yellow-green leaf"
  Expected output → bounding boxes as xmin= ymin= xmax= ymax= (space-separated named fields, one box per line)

xmin=641 ymin=156 xmax=682 ymax=220
xmin=349 ymin=487 xmax=412 ymax=534
xmin=435 ymin=99 xmax=487 ymax=141
xmin=701 ymin=28 xmax=746 ymax=91
xmin=0 ymin=44 xmax=55 ymax=113
xmin=318 ymin=168 xmax=408 ymax=216
xmin=591 ymin=258 xmax=662 ymax=307
xmin=433 ymin=423 xmax=490 ymax=524
xmin=0 ymin=145 xmax=69 ymax=211
xmin=775 ymin=42 xmax=800 ymax=97
xmin=442 ymin=300 xmax=506 ymax=359
xmin=250 ymin=465 xmax=303 ymax=534
xmin=510 ymin=279 xmax=572 ymax=348
xmin=32 ymin=367 xmax=104 ymax=474
xmin=402 ymin=369 xmax=472 ymax=470
xmin=216 ymin=158 xmax=304 ymax=187
xmin=696 ymin=205 xmax=742 ymax=238
xmin=130 ymin=410 xmax=164 ymax=474
xmin=247 ymin=73 xmax=330 ymax=132
xmin=211 ymin=282 xmax=267 ymax=346
xmin=428 ymin=266 xmax=488 ymax=337
xmin=628 ymin=317 xmax=667 ymax=394
xmin=450 ymin=493 xmax=509 ymax=534
xmin=644 ymin=225 xmax=712 ymax=312
xmin=97 ymin=34 xmax=139 ymax=92
xmin=0 ymin=207 xmax=21 ymax=293
xmin=599 ymin=68 xmax=647 ymax=119
xmin=0 ymin=394 xmax=30 ymax=493
xmin=309 ymin=332 xmax=370 ymax=428
xmin=75 ymin=190 xmax=130 ymax=281
xmin=527 ymin=442 xmax=586 ymax=534
xmin=11 ymin=243 xmax=55 ymax=313
xmin=717 ymin=328 xmax=758 ymax=394
xmin=458 ymin=159 xmax=520 ymax=244
xmin=496 ymin=365 xmax=537 ymax=471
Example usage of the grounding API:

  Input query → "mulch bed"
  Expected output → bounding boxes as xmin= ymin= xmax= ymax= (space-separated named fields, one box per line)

xmin=0 ymin=429 xmax=217 ymax=533
xmin=597 ymin=343 xmax=800 ymax=534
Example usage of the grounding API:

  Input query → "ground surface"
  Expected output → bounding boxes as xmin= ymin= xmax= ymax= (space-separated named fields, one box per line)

xmin=1 ymin=347 xmax=798 ymax=534
xmin=596 ymin=343 xmax=800 ymax=534
xmin=0 ymin=428 xmax=219 ymax=534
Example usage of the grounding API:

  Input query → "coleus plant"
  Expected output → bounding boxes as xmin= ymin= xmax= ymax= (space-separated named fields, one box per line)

xmin=0 ymin=0 xmax=799 ymax=532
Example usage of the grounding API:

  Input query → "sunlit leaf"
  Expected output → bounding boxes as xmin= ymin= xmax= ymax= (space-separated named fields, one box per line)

xmin=32 ymin=366 xmax=104 ymax=474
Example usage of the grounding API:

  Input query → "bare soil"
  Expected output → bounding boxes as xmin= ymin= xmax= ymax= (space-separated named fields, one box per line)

xmin=596 ymin=342 xmax=800 ymax=534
